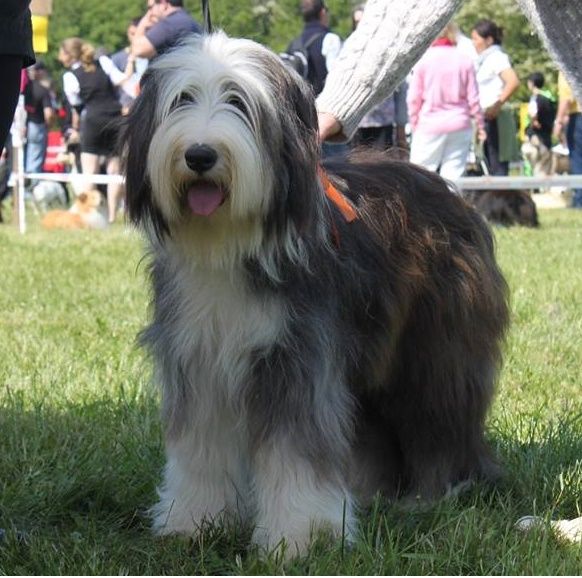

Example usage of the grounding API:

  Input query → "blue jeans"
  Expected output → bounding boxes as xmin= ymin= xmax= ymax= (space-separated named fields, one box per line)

xmin=25 ymin=121 xmax=48 ymax=176
xmin=567 ymin=112 xmax=582 ymax=208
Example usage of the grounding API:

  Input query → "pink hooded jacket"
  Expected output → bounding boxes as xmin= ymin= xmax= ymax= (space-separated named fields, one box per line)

xmin=407 ymin=43 xmax=484 ymax=134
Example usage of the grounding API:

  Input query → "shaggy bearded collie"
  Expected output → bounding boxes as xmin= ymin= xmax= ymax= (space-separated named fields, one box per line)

xmin=120 ymin=33 xmax=509 ymax=557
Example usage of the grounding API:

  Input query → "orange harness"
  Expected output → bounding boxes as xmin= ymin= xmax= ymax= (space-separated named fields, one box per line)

xmin=318 ymin=166 xmax=358 ymax=248
xmin=318 ymin=166 xmax=358 ymax=223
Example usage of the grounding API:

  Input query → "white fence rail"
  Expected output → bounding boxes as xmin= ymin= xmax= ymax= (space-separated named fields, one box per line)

xmin=454 ymin=175 xmax=582 ymax=190
xmin=21 ymin=172 xmax=582 ymax=190
xmin=24 ymin=172 xmax=124 ymax=185
xmin=8 ymin=166 xmax=582 ymax=233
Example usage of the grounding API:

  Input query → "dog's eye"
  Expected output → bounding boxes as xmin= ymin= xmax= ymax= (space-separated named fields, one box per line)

xmin=171 ymin=92 xmax=195 ymax=110
xmin=227 ymin=96 xmax=247 ymax=116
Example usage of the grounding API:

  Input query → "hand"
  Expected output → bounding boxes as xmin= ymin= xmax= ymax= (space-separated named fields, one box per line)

xmin=317 ymin=111 xmax=342 ymax=142
xmin=485 ymin=101 xmax=502 ymax=120
xmin=137 ymin=10 xmax=157 ymax=32
xmin=477 ymin=128 xmax=487 ymax=143
xmin=66 ymin=128 xmax=80 ymax=145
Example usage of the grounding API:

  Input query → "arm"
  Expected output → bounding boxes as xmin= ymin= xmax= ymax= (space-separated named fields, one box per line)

xmin=316 ymin=0 xmax=463 ymax=141
xmin=71 ymin=109 xmax=81 ymax=131
xmin=484 ymin=67 xmax=520 ymax=120
xmin=406 ymin=68 xmax=423 ymax=133
xmin=553 ymin=97 xmax=571 ymax=139
xmin=42 ymin=91 xmax=54 ymax=125
xmin=553 ymin=75 xmax=573 ymax=139
xmin=499 ymin=68 xmax=520 ymax=104
xmin=99 ymin=54 xmax=133 ymax=87
xmin=62 ymin=70 xmax=82 ymax=108
xmin=131 ymin=11 xmax=158 ymax=59
xmin=61 ymin=75 xmax=83 ymax=138
xmin=43 ymin=106 xmax=54 ymax=126
xmin=321 ymin=33 xmax=342 ymax=73
xmin=466 ymin=64 xmax=485 ymax=136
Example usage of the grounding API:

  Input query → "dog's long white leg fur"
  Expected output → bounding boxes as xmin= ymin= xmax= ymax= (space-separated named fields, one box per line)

xmin=251 ymin=439 xmax=355 ymax=558
xmin=152 ymin=413 xmax=249 ymax=535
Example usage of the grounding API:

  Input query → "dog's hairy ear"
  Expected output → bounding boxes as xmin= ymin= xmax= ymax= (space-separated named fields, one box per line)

xmin=268 ymin=63 xmax=322 ymax=236
xmin=282 ymin=72 xmax=319 ymax=135
xmin=120 ymin=71 xmax=169 ymax=238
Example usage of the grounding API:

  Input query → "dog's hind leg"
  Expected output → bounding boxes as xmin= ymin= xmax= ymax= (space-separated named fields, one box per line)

xmin=246 ymin=343 xmax=357 ymax=558
xmin=383 ymin=278 xmax=506 ymax=501
xmin=385 ymin=354 xmax=501 ymax=501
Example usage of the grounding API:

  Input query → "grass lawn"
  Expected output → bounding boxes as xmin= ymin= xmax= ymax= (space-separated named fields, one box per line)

xmin=0 ymin=207 xmax=581 ymax=575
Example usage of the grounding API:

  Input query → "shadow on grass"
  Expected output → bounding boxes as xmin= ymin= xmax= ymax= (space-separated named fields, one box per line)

xmin=1 ymin=394 xmax=580 ymax=575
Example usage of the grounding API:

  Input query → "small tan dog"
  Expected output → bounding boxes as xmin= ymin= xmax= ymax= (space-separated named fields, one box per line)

xmin=41 ymin=189 xmax=108 ymax=230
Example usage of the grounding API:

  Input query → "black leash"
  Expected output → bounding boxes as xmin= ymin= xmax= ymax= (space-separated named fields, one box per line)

xmin=201 ymin=0 xmax=212 ymax=34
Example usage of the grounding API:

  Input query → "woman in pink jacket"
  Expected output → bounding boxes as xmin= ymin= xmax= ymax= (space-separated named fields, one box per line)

xmin=407 ymin=24 xmax=485 ymax=181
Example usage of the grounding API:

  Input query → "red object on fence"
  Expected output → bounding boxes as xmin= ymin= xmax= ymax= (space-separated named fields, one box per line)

xmin=43 ymin=130 xmax=67 ymax=173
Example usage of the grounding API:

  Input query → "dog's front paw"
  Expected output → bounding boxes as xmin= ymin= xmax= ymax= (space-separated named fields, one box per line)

xmin=151 ymin=500 xmax=199 ymax=536
xmin=251 ymin=518 xmax=353 ymax=561
xmin=251 ymin=524 xmax=314 ymax=561
xmin=151 ymin=496 xmax=228 ymax=537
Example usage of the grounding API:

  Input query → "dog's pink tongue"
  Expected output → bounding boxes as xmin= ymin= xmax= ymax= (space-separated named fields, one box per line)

xmin=187 ymin=183 xmax=225 ymax=216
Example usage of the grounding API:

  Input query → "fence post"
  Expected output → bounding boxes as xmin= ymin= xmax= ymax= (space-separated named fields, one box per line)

xmin=11 ymin=96 xmax=27 ymax=234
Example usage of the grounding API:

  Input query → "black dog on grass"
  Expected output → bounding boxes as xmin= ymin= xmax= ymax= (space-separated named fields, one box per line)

xmin=468 ymin=189 xmax=539 ymax=227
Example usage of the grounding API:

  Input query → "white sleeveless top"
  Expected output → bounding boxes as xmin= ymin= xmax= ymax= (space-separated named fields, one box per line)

xmin=475 ymin=45 xmax=512 ymax=109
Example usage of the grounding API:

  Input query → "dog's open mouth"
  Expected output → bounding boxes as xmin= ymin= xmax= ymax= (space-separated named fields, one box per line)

xmin=186 ymin=181 xmax=226 ymax=217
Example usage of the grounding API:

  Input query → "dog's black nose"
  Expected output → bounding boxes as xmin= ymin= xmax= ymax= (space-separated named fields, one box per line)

xmin=184 ymin=144 xmax=218 ymax=173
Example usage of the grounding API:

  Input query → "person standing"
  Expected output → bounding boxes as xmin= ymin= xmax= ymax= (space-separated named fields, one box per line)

xmin=554 ymin=71 xmax=582 ymax=209
xmin=317 ymin=0 xmax=581 ymax=146
xmin=351 ymin=5 xmax=408 ymax=154
xmin=287 ymin=0 xmax=342 ymax=97
xmin=131 ymin=0 xmax=202 ymax=61
xmin=354 ymin=87 xmax=408 ymax=154
xmin=288 ymin=0 xmax=343 ymax=158
xmin=471 ymin=19 xmax=520 ymax=176
xmin=521 ymin=71 xmax=556 ymax=178
xmin=23 ymin=62 xmax=54 ymax=182
xmin=0 ymin=0 xmax=35 ymax=150
xmin=407 ymin=24 xmax=484 ymax=181
xmin=111 ymin=18 xmax=149 ymax=114
xmin=59 ymin=38 xmax=129 ymax=223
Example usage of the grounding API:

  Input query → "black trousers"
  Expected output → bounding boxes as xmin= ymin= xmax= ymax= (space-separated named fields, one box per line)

xmin=0 ymin=55 xmax=24 ymax=149
xmin=484 ymin=117 xmax=509 ymax=176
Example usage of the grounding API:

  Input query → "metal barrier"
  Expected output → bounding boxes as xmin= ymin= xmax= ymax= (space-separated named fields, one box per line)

xmin=22 ymin=171 xmax=582 ymax=190
xmin=8 ymin=169 xmax=582 ymax=233
xmin=454 ymin=175 xmax=582 ymax=190
xmin=20 ymin=172 xmax=582 ymax=189
xmin=24 ymin=172 xmax=124 ymax=185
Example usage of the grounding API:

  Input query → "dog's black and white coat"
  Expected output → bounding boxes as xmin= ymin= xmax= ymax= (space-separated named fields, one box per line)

xmin=121 ymin=33 xmax=509 ymax=556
